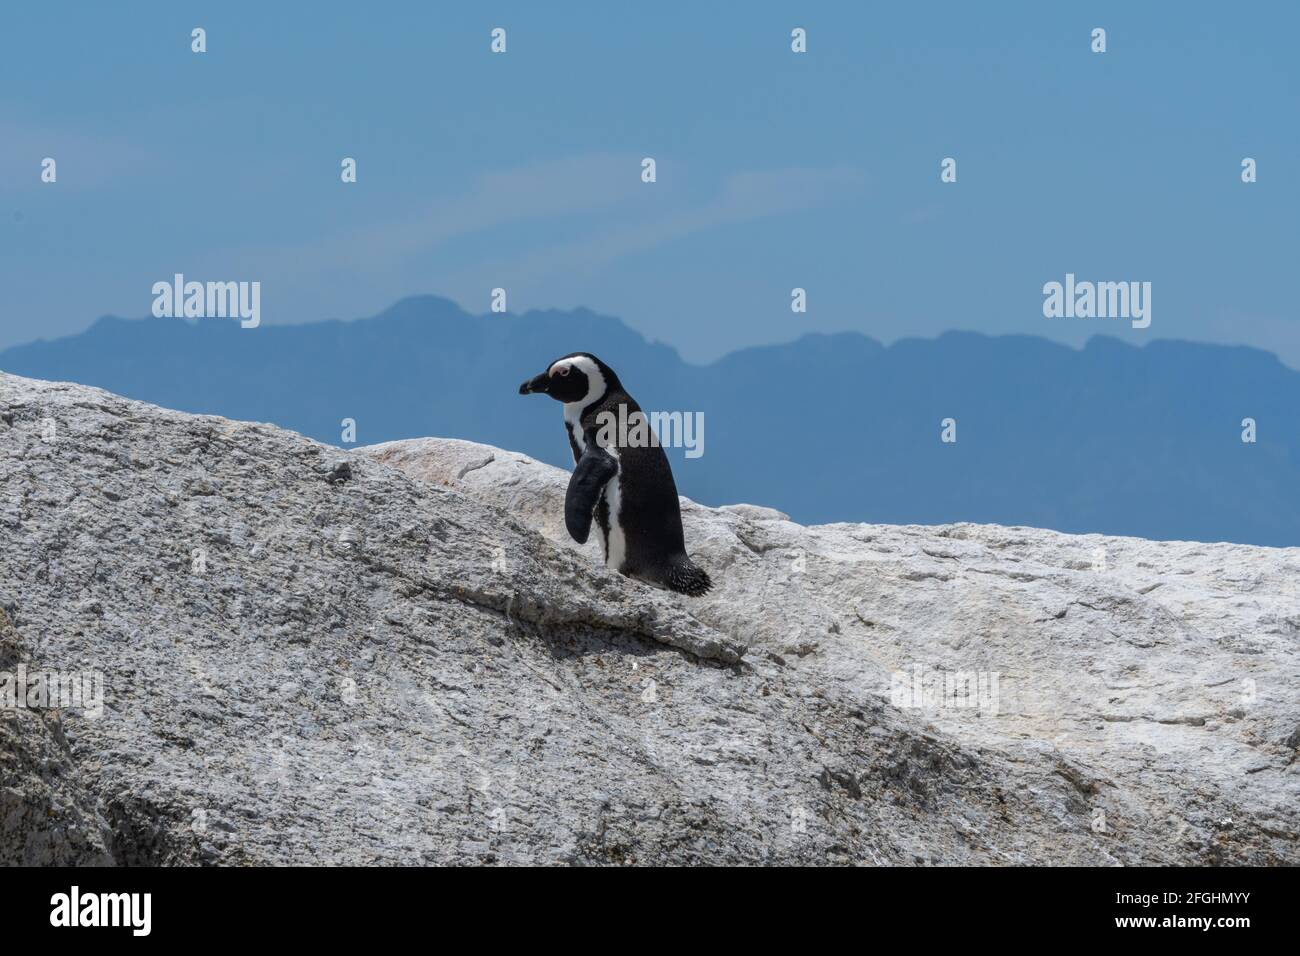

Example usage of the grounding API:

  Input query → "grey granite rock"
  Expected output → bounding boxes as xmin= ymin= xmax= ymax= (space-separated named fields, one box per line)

xmin=0 ymin=609 xmax=115 ymax=865
xmin=363 ymin=436 xmax=1300 ymax=865
xmin=0 ymin=374 xmax=1294 ymax=865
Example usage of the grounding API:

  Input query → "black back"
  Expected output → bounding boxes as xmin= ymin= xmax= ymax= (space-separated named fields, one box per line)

xmin=576 ymin=384 xmax=687 ymax=574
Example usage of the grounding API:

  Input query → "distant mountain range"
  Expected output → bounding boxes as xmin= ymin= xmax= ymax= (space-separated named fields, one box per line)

xmin=3 ymin=296 xmax=1297 ymax=546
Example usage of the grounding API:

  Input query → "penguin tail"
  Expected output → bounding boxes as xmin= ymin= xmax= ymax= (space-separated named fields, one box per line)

xmin=664 ymin=555 xmax=713 ymax=597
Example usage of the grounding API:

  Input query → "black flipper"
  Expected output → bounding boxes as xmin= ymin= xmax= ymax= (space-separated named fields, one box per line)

xmin=565 ymin=443 xmax=618 ymax=544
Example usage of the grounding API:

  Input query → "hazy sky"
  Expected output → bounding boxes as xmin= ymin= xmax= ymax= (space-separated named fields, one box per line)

xmin=1 ymin=1 xmax=1296 ymax=363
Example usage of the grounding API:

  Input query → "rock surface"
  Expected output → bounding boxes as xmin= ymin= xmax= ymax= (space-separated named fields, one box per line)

xmin=364 ymin=437 xmax=1300 ymax=864
xmin=0 ymin=373 xmax=1295 ymax=864
xmin=0 ymin=609 xmax=115 ymax=865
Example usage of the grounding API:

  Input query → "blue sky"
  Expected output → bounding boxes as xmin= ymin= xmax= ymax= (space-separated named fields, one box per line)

xmin=1 ymin=1 xmax=1296 ymax=363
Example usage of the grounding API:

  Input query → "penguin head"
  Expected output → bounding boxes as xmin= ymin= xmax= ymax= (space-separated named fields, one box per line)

xmin=519 ymin=353 xmax=618 ymax=405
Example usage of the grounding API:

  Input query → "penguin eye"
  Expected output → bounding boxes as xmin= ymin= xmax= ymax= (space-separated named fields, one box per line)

xmin=557 ymin=366 xmax=571 ymax=377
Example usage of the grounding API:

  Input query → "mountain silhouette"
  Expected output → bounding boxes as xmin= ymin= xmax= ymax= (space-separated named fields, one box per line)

xmin=3 ymin=295 xmax=1296 ymax=546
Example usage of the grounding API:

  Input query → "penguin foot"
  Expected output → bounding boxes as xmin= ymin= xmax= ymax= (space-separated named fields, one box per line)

xmin=664 ymin=556 xmax=713 ymax=597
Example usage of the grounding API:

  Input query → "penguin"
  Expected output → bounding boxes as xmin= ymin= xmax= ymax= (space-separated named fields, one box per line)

xmin=519 ymin=353 xmax=712 ymax=596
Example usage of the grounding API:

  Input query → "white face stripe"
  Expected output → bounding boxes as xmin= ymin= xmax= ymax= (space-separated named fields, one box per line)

xmin=549 ymin=355 xmax=607 ymax=411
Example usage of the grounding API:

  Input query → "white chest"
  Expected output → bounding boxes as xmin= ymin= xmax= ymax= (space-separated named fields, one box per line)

xmin=566 ymin=420 xmax=587 ymax=454
xmin=562 ymin=402 xmax=625 ymax=570
xmin=563 ymin=403 xmax=587 ymax=454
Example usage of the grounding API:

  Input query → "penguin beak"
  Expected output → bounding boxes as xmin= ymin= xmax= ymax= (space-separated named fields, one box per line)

xmin=519 ymin=372 xmax=550 ymax=396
